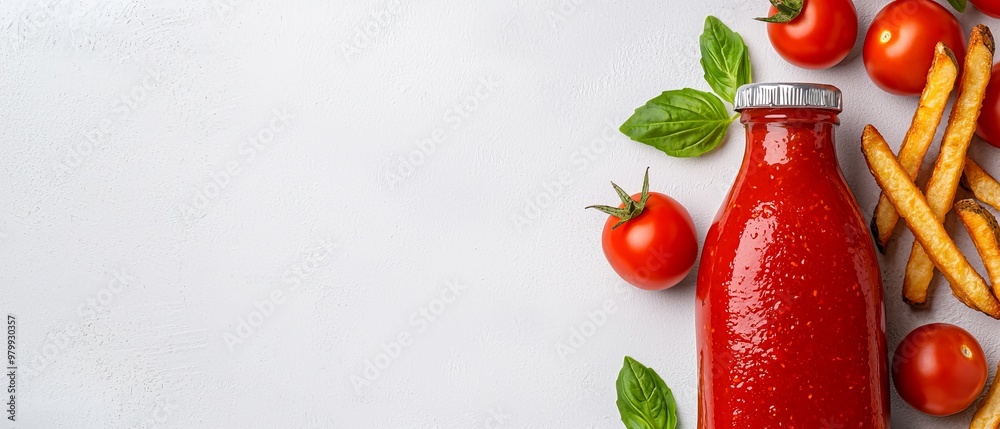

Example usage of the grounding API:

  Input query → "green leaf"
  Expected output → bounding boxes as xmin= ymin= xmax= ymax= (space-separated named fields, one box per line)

xmin=615 ymin=356 xmax=677 ymax=429
xmin=755 ymin=0 xmax=804 ymax=23
xmin=699 ymin=16 xmax=752 ymax=104
xmin=620 ymin=88 xmax=736 ymax=157
xmin=948 ymin=0 xmax=967 ymax=12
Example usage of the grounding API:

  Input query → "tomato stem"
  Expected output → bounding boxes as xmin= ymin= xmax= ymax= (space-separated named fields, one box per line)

xmin=755 ymin=0 xmax=803 ymax=23
xmin=586 ymin=168 xmax=651 ymax=229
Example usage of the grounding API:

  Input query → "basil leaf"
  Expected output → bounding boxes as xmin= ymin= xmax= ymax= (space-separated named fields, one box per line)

xmin=699 ymin=16 xmax=752 ymax=104
xmin=620 ymin=88 xmax=736 ymax=157
xmin=615 ymin=356 xmax=677 ymax=429
xmin=755 ymin=0 xmax=804 ymax=23
xmin=948 ymin=0 xmax=967 ymax=12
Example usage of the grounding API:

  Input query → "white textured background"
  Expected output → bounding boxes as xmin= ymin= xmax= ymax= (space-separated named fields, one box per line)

xmin=3 ymin=0 xmax=1000 ymax=427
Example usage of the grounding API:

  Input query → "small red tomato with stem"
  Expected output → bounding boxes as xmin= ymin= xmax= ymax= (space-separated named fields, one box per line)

xmin=977 ymin=63 xmax=1000 ymax=147
xmin=971 ymin=0 xmax=1000 ymax=17
xmin=761 ymin=0 xmax=859 ymax=70
xmin=892 ymin=323 xmax=988 ymax=416
xmin=587 ymin=168 xmax=698 ymax=290
xmin=863 ymin=0 xmax=966 ymax=95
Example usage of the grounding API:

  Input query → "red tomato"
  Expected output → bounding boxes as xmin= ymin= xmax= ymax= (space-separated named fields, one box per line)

xmin=971 ymin=0 xmax=1000 ymax=18
xmin=766 ymin=0 xmax=858 ymax=69
xmin=589 ymin=171 xmax=698 ymax=290
xmin=864 ymin=0 xmax=966 ymax=96
xmin=977 ymin=63 xmax=1000 ymax=147
xmin=892 ymin=323 xmax=988 ymax=416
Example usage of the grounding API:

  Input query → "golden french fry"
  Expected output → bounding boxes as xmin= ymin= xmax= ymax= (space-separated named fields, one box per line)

xmin=964 ymin=157 xmax=1000 ymax=211
xmin=905 ymin=25 xmax=995 ymax=307
xmin=955 ymin=199 xmax=1000 ymax=299
xmin=972 ymin=363 xmax=1000 ymax=429
xmin=872 ymin=43 xmax=960 ymax=252
xmin=861 ymin=125 xmax=1000 ymax=318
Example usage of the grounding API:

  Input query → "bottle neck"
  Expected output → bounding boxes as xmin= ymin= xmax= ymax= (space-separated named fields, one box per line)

xmin=739 ymin=108 xmax=840 ymax=171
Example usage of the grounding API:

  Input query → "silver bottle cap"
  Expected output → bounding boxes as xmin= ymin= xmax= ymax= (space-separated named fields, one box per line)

xmin=733 ymin=83 xmax=842 ymax=112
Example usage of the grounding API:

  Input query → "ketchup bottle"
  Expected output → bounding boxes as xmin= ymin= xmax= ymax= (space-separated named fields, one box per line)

xmin=696 ymin=83 xmax=889 ymax=428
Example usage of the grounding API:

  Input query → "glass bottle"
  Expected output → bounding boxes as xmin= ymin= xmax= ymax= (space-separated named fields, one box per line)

xmin=696 ymin=83 xmax=890 ymax=428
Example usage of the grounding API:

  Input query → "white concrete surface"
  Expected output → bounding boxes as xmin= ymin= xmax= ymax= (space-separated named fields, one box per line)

xmin=2 ymin=0 xmax=999 ymax=427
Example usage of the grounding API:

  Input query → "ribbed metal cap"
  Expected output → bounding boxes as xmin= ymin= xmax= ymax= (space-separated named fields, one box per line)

xmin=733 ymin=83 xmax=842 ymax=112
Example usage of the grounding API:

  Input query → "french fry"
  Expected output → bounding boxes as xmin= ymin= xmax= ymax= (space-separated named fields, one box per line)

xmin=904 ymin=25 xmax=996 ymax=307
xmin=972 ymin=362 xmax=1000 ymax=429
xmin=872 ymin=43 xmax=960 ymax=252
xmin=955 ymin=199 xmax=1000 ymax=299
xmin=964 ymin=157 xmax=1000 ymax=210
xmin=861 ymin=125 xmax=1000 ymax=318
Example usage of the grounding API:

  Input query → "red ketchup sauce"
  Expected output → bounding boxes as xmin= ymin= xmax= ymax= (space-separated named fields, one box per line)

xmin=696 ymin=86 xmax=889 ymax=428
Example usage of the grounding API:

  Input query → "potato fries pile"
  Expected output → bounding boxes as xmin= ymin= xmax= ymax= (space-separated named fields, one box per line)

xmin=862 ymin=25 xmax=1000 ymax=428
xmin=865 ymin=25 xmax=1000 ymax=316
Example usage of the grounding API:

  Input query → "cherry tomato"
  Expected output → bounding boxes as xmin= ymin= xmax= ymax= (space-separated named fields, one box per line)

xmin=892 ymin=323 xmax=988 ymax=416
xmin=765 ymin=0 xmax=858 ymax=69
xmin=864 ymin=0 xmax=966 ymax=96
xmin=976 ymin=63 xmax=1000 ymax=147
xmin=589 ymin=170 xmax=698 ymax=290
xmin=971 ymin=0 xmax=1000 ymax=18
